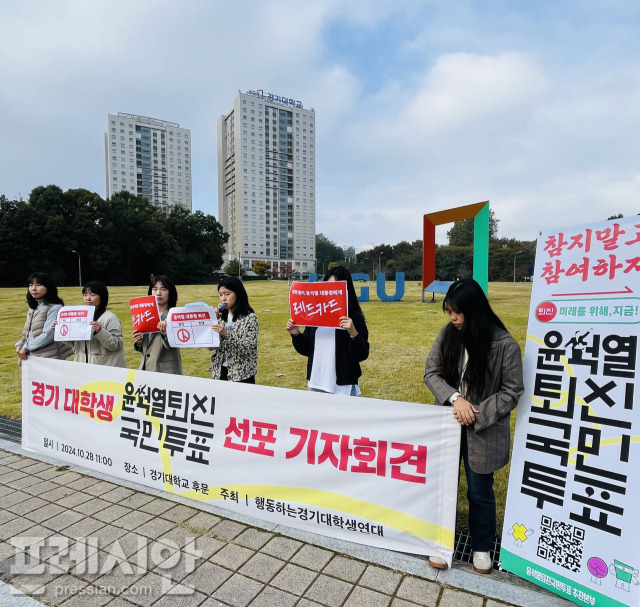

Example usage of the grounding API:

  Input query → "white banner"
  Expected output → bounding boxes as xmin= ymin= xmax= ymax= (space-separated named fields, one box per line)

xmin=500 ymin=216 xmax=640 ymax=607
xmin=22 ymin=357 xmax=461 ymax=562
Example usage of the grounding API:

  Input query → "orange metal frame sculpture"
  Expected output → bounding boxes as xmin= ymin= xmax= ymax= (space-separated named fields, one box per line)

xmin=422 ymin=201 xmax=490 ymax=295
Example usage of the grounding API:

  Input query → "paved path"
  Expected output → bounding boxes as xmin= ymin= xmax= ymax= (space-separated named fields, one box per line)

xmin=0 ymin=440 xmax=568 ymax=607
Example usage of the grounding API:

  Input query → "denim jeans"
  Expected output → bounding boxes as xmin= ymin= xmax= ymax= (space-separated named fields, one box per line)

xmin=461 ymin=429 xmax=496 ymax=552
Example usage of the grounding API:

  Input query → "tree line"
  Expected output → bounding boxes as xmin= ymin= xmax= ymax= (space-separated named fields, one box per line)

xmin=0 ymin=185 xmax=228 ymax=287
xmin=3 ymin=184 xmax=625 ymax=288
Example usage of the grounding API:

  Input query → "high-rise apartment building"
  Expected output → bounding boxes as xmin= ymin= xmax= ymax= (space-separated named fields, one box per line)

xmin=105 ymin=113 xmax=192 ymax=212
xmin=217 ymin=90 xmax=315 ymax=275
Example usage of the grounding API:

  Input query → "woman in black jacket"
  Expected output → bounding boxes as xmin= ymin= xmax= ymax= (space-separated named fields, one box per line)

xmin=286 ymin=266 xmax=369 ymax=396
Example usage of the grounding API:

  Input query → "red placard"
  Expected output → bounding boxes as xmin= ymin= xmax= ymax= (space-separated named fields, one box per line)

xmin=289 ymin=281 xmax=348 ymax=328
xmin=130 ymin=296 xmax=161 ymax=333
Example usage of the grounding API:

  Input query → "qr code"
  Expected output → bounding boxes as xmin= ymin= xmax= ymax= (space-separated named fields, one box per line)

xmin=537 ymin=515 xmax=585 ymax=573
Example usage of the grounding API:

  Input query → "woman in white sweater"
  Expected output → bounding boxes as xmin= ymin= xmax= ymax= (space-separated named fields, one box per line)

xmin=67 ymin=280 xmax=126 ymax=367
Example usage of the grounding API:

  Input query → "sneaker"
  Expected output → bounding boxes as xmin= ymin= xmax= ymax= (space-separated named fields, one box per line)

xmin=428 ymin=556 xmax=448 ymax=570
xmin=472 ymin=551 xmax=492 ymax=574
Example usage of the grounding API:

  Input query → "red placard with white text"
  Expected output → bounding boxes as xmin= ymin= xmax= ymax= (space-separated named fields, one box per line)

xmin=289 ymin=281 xmax=348 ymax=328
xmin=130 ymin=296 xmax=161 ymax=334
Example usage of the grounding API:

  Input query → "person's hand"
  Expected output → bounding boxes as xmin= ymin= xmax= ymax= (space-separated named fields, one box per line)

xmin=212 ymin=323 xmax=227 ymax=338
xmin=157 ymin=321 xmax=167 ymax=334
xmin=133 ymin=330 xmax=143 ymax=345
xmin=17 ymin=348 xmax=28 ymax=361
xmin=89 ymin=321 xmax=101 ymax=334
xmin=51 ymin=320 xmax=57 ymax=329
xmin=339 ymin=316 xmax=357 ymax=338
xmin=452 ymin=397 xmax=479 ymax=426
xmin=286 ymin=319 xmax=300 ymax=336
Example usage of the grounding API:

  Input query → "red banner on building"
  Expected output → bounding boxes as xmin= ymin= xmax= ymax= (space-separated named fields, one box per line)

xmin=130 ymin=296 xmax=161 ymax=334
xmin=289 ymin=281 xmax=348 ymax=328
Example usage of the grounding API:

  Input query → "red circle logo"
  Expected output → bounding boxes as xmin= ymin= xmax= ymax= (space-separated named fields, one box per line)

xmin=177 ymin=328 xmax=191 ymax=343
xmin=536 ymin=301 xmax=557 ymax=322
xmin=60 ymin=324 xmax=69 ymax=336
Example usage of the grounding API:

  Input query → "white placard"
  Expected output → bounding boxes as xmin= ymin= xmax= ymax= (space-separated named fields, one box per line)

xmin=54 ymin=305 xmax=95 ymax=342
xmin=166 ymin=305 xmax=219 ymax=349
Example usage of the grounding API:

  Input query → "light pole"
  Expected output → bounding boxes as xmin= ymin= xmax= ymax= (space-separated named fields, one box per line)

xmin=71 ymin=250 xmax=82 ymax=287
xmin=513 ymin=251 xmax=523 ymax=283
xmin=237 ymin=252 xmax=241 ymax=279
xmin=378 ymin=253 xmax=383 ymax=275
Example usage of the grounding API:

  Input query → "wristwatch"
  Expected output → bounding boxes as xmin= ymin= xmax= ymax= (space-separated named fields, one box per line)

xmin=450 ymin=392 xmax=461 ymax=404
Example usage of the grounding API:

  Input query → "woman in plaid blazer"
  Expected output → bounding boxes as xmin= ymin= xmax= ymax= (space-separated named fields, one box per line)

xmin=424 ymin=279 xmax=524 ymax=574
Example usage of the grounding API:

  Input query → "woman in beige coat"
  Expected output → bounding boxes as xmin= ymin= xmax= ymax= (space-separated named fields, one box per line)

xmin=133 ymin=275 xmax=182 ymax=374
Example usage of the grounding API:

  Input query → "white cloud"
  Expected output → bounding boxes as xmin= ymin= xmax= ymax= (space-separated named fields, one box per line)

xmin=1 ymin=0 xmax=638 ymax=251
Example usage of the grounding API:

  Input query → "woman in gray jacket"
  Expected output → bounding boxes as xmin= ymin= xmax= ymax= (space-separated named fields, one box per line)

xmin=424 ymin=279 xmax=524 ymax=574
xmin=16 ymin=272 xmax=72 ymax=362
xmin=68 ymin=281 xmax=126 ymax=367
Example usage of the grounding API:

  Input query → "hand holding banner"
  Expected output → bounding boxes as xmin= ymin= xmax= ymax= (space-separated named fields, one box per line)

xmin=289 ymin=281 xmax=348 ymax=328
xmin=54 ymin=306 xmax=95 ymax=342
xmin=166 ymin=304 xmax=220 ymax=348
xmin=130 ymin=296 xmax=162 ymax=334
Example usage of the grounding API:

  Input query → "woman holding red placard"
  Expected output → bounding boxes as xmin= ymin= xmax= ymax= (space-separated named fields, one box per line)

xmin=286 ymin=266 xmax=369 ymax=395
xmin=133 ymin=275 xmax=182 ymax=374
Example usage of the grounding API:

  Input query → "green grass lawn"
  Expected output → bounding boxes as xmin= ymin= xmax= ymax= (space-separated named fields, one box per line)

xmin=1 ymin=279 xmax=532 ymax=533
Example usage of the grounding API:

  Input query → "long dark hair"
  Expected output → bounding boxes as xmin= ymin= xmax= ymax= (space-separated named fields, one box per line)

xmin=26 ymin=272 xmax=64 ymax=310
xmin=148 ymin=275 xmax=178 ymax=309
xmin=218 ymin=276 xmax=254 ymax=321
xmin=82 ymin=280 xmax=109 ymax=321
xmin=440 ymin=279 xmax=507 ymax=401
xmin=324 ymin=265 xmax=363 ymax=318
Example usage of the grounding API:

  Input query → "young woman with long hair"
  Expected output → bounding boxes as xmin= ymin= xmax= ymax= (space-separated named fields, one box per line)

xmin=286 ymin=265 xmax=370 ymax=396
xmin=210 ymin=276 xmax=259 ymax=383
xmin=16 ymin=272 xmax=72 ymax=362
xmin=133 ymin=275 xmax=182 ymax=374
xmin=67 ymin=281 xmax=126 ymax=367
xmin=424 ymin=278 xmax=524 ymax=573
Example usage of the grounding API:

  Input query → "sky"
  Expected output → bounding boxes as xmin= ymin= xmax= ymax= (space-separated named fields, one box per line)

xmin=1 ymin=0 xmax=639 ymax=250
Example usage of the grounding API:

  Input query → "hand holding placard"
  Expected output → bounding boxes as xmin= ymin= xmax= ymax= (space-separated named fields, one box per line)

xmin=289 ymin=281 xmax=348 ymax=328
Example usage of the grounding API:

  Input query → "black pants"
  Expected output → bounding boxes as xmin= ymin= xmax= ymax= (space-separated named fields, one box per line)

xmin=220 ymin=366 xmax=255 ymax=384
